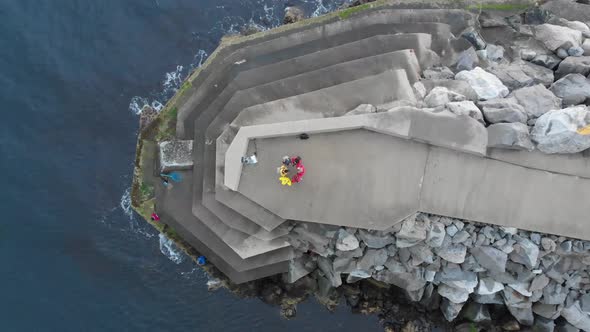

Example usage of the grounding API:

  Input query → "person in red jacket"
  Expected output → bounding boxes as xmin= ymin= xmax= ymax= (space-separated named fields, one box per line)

xmin=291 ymin=156 xmax=305 ymax=183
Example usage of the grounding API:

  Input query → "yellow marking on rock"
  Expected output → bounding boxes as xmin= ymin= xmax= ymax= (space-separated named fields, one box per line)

xmin=577 ymin=125 xmax=590 ymax=135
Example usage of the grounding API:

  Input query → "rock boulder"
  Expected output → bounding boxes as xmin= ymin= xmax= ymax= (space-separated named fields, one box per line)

xmin=549 ymin=74 xmax=590 ymax=106
xmin=479 ymin=98 xmax=528 ymax=124
xmin=455 ymin=67 xmax=509 ymax=100
xmin=510 ymin=84 xmax=562 ymax=119
xmin=531 ymin=106 xmax=590 ymax=153
xmin=555 ymin=56 xmax=590 ymax=79
xmin=487 ymin=122 xmax=534 ymax=151
xmin=534 ymin=24 xmax=583 ymax=51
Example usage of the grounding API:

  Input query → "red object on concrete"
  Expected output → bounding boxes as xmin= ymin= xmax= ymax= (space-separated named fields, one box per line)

xmin=291 ymin=157 xmax=306 ymax=183
xmin=151 ymin=213 xmax=160 ymax=221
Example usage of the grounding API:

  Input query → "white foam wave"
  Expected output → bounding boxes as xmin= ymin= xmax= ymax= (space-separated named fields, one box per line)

xmin=159 ymin=233 xmax=185 ymax=264
xmin=120 ymin=187 xmax=133 ymax=218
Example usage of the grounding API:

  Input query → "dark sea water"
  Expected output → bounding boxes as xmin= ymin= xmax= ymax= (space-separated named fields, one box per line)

xmin=0 ymin=0 xmax=385 ymax=331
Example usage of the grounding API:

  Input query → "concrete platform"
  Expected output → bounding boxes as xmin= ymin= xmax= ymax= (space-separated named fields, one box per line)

xmin=238 ymin=129 xmax=429 ymax=229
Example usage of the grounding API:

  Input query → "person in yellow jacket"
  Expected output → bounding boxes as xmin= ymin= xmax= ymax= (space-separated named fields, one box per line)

xmin=279 ymin=175 xmax=292 ymax=186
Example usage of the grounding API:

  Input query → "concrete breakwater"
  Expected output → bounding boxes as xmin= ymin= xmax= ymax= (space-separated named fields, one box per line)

xmin=132 ymin=0 xmax=590 ymax=330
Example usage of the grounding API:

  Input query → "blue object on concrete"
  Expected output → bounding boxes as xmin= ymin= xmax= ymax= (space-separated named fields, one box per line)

xmin=197 ymin=256 xmax=207 ymax=265
xmin=160 ymin=172 xmax=183 ymax=183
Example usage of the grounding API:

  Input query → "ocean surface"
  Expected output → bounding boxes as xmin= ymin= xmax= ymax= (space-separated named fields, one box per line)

xmin=0 ymin=0 xmax=385 ymax=331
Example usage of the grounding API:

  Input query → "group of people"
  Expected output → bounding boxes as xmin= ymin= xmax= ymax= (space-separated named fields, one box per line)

xmin=278 ymin=156 xmax=305 ymax=186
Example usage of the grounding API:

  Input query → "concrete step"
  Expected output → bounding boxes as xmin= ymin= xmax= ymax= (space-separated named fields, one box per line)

xmin=183 ymin=23 xmax=453 ymax=139
xmin=210 ymin=50 xmax=422 ymax=231
xmin=178 ymin=9 xmax=473 ymax=138
xmin=155 ymin=170 xmax=291 ymax=277
xmin=199 ymin=38 xmax=431 ymax=235
xmin=233 ymin=69 xmax=415 ymax=127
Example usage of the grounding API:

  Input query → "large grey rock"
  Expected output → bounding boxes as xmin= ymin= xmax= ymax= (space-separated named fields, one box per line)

xmin=423 ymin=66 xmax=454 ymax=80
xmin=395 ymin=216 xmax=428 ymax=247
xmin=488 ymin=62 xmax=553 ymax=91
xmin=346 ymin=269 xmax=372 ymax=283
xmin=357 ymin=230 xmax=395 ymax=249
xmin=555 ymin=56 xmax=590 ymax=79
xmin=455 ymin=47 xmax=479 ymax=71
xmin=509 ymin=236 xmax=539 ymax=268
xmin=159 ymin=140 xmax=194 ymax=172
xmin=435 ymin=244 xmax=467 ymax=264
xmin=317 ymin=256 xmax=342 ymax=288
xmin=335 ymin=229 xmax=359 ymax=251
xmin=455 ymin=67 xmax=509 ymax=100
xmin=533 ymin=303 xmax=562 ymax=320
xmin=471 ymin=246 xmax=509 ymax=273
xmin=510 ymin=84 xmax=562 ymax=119
xmin=424 ymin=86 xmax=466 ymax=108
xmin=568 ymin=46 xmax=585 ymax=57
xmin=504 ymin=286 xmax=533 ymax=308
xmin=530 ymin=274 xmax=550 ymax=292
xmin=562 ymin=301 xmax=590 ymax=331
xmin=373 ymin=269 xmax=426 ymax=292
xmin=487 ymin=122 xmax=534 ymax=151
xmin=506 ymin=305 xmax=535 ymax=326
xmin=333 ymin=256 xmax=357 ymax=274
xmin=479 ymin=98 xmax=528 ymax=124
xmin=534 ymin=24 xmax=583 ymax=51
xmin=486 ymin=44 xmax=504 ymax=62
xmin=293 ymin=225 xmax=332 ymax=256
xmin=426 ymin=222 xmax=445 ymax=248
xmin=531 ymin=106 xmax=590 ymax=153
xmin=531 ymin=53 xmax=562 ymax=70
xmin=420 ymin=79 xmax=479 ymax=102
xmin=549 ymin=73 xmax=590 ymax=106
xmin=357 ymin=248 xmax=388 ymax=271
xmin=579 ymin=293 xmax=590 ymax=312
xmin=542 ymin=282 xmax=568 ymax=305
xmin=441 ymin=298 xmax=465 ymax=321
xmin=438 ymin=284 xmax=470 ymax=303
xmin=446 ymin=101 xmax=484 ymax=124
xmin=408 ymin=244 xmax=434 ymax=264
xmin=476 ymin=277 xmax=504 ymax=295
xmin=548 ymin=17 xmax=590 ymax=33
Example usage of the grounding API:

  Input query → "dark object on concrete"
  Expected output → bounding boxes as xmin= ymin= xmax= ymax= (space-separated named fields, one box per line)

xmin=299 ymin=133 xmax=309 ymax=140
xmin=462 ymin=28 xmax=486 ymax=50
xmin=283 ymin=6 xmax=304 ymax=25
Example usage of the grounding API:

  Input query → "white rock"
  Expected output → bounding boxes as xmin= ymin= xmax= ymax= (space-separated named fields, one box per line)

xmin=446 ymin=101 xmax=485 ymax=124
xmin=534 ymin=24 xmax=583 ymax=51
xmin=424 ymin=86 xmax=467 ymax=107
xmin=476 ymin=278 xmax=505 ymax=295
xmin=435 ymin=244 xmax=467 ymax=264
xmin=455 ymin=67 xmax=509 ymax=100
xmin=549 ymin=73 xmax=590 ymax=106
xmin=438 ymin=284 xmax=470 ymax=303
xmin=335 ymin=229 xmax=360 ymax=251
xmin=532 ymin=106 xmax=590 ymax=153
xmin=562 ymin=301 xmax=590 ymax=331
